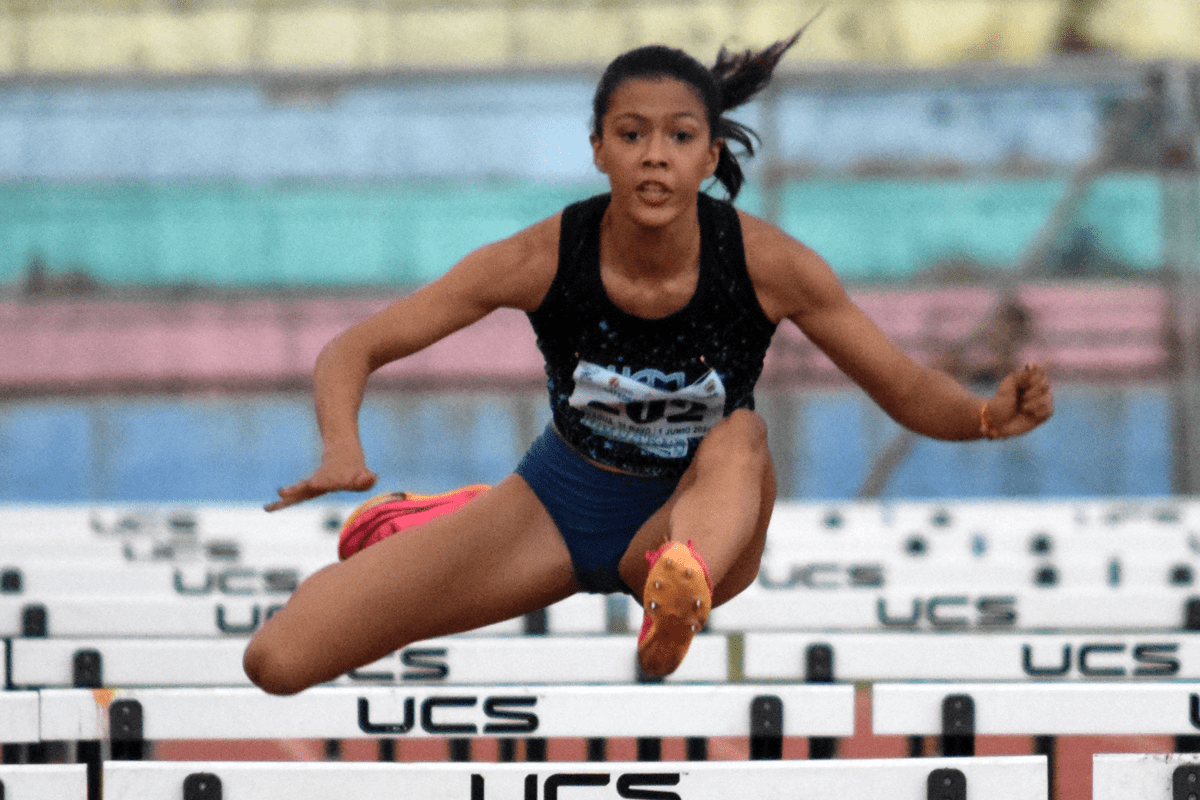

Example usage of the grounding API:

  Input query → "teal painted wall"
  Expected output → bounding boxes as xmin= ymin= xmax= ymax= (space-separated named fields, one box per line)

xmin=3 ymin=176 xmax=1164 ymax=288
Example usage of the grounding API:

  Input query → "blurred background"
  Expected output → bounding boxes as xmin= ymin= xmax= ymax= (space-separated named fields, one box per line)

xmin=0 ymin=0 xmax=1197 ymax=505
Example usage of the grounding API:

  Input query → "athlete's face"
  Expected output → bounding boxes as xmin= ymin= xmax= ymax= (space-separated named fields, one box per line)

xmin=591 ymin=77 xmax=722 ymax=228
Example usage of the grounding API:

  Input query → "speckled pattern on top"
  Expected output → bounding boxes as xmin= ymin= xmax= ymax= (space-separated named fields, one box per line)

xmin=528 ymin=192 xmax=778 ymax=478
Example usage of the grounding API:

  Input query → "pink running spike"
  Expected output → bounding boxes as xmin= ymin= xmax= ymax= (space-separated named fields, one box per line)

xmin=337 ymin=485 xmax=489 ymax=561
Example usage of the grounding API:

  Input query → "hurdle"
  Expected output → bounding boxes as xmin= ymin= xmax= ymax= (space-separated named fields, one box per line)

xmin=708 ymin=588 xmax=1200 ymax=632
xmin=0 ymin=503 xmax=346 ymax=545
xmin=873 ymin=682 xmax=1200 ymax=797
xmin=0 ymin=559 xmax=327 ymax=597
xmin=101 ymin=756 xmax=1049 ymax=799
xmin=7 ymin=635 xmax=728 ymax=689
xmin=41 ymin=683 xmax=853 ymax=799
xmin=1092 ymin=753 xmax=1200 ymax=799
xmin=0 ymin=764 xmax=88 ymax=799
xmin=1 ymin=690 xmax=39 ymax=764
xmin=743 ymin=632 xmax=1200 ymax=682
xmin=39 ymin=684 xmax=851 ymax=743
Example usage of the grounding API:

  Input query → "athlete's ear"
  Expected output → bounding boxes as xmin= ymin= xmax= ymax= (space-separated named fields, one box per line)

xmin=591 ymin=132 xmax=609 ymax=175
xmin=706 ymin=137 xmax=723 ymax=178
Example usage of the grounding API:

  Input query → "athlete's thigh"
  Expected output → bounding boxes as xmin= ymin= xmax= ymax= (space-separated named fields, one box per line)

xmin=617 ymin=412 xmax=776 ymax=607
xmin=248 ymin=475 xmax=577 ymax=690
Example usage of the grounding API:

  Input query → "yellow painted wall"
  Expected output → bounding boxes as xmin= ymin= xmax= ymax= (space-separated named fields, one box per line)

xmin=0 ymin=0 xmax=1196 ymax=77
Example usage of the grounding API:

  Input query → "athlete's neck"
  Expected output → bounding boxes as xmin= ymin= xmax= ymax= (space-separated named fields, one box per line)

xmin=599 ymin=202 xmax=700 ymax=282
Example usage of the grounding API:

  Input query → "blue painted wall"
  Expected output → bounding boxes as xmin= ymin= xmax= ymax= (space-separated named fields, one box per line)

xmin=0 ymin=385 xmax=1174 ymax=504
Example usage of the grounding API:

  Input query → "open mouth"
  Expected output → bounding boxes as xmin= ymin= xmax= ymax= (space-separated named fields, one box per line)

xmin=636 ymin=181 xmax=671 ymax=203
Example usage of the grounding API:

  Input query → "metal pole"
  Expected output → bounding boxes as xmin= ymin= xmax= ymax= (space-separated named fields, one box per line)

xmin=1156 ymin=63 xmax=1200 ymax=495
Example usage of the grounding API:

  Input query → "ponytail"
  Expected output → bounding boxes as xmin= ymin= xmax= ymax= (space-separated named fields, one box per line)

xmin=592 ymin=16 xmax=817 ymax=200
xmin=708 ymin=19 xmax=816 ymax=199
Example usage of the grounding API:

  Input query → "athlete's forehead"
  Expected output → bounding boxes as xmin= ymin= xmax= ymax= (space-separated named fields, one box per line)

xmin=602 ymin=77 xmax=709 ymax=125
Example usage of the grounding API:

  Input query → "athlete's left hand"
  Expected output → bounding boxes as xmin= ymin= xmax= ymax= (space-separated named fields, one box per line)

xmin=981 ymin=363 xmax=1054 ymax=439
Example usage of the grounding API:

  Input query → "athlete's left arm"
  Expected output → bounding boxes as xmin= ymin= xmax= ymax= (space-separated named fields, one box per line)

xmin=739 ymin=212 xmax=1053 ymax=441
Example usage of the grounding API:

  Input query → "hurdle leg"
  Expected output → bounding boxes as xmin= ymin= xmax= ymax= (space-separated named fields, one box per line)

xmin=939 ymin=695 xmax=974 ymax=757
xmin=1176 ymin=734 xmax=1200 ymax=753
xmin=1178 ymin=598 xmax=1200 ymax=754
xmin=634 ymin=658 xmax=664 ymax=762
xmin=525 ymin=739 xmax=547 ymax=761
xmin=636 ymin=738 xmax=662 ymax=761
xmin=586 ymin=738 xmax=607 ymax=761
xmin=749 ymin=695 xmax=783 ymax=760
xmin=1034 ymin=735 xmax=1056 ymax=800
xmin=449 ymin=739 xmax=472 ymax=761
xmin=76 ymin=740 xmax=101 ymax=800
xmin=804 ymin=643 xmax=836 ymax=759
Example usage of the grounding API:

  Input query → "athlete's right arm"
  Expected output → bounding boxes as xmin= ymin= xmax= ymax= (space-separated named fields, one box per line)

xmin=265 ymin=214 xmax=561 ymax=511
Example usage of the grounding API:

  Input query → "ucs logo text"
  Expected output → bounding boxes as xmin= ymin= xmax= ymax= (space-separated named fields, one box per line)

xmin=471 ymin=772 xmax=682 ymax=800
xmin=357 ymin=695 xmax=538 ymax=735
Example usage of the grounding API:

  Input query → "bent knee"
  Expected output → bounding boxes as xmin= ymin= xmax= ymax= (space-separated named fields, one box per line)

xmin=704 ymin=409 xmax=770 ymax=459
xmin=243 ymin=637 xmax=311 ymax=696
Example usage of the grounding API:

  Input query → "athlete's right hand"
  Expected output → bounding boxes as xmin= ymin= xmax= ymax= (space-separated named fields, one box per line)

xmin=264 ymin=449 xmax=378 ymax=512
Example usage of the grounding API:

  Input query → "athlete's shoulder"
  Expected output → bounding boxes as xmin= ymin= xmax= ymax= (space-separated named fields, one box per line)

xmin=735 ymin=208 xmax=821 ymax=265
xmin=735 ymin=208 xmax=845 ymax=323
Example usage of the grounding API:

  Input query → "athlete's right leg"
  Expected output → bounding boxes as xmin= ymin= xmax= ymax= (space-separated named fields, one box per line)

xmin=243 ymin=474 xmax=577 ymax=695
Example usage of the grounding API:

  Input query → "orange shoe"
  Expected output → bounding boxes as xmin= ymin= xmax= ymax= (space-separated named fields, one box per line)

xmin=337 ymin=485 xmax=489 ymax=561
xmin=637 ymin=539 xmax=713 ymax=677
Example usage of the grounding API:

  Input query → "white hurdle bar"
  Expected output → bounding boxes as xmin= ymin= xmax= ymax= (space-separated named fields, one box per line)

xmin=0 ymin=560 xmax=324 ymax=597
xmin=8 ymin=634 xmax=728 ymax=688
xmin=1092 ymin=753 xmax=1200 ymax=799
xmin=0 ymin=764 xmax=88 ymax=800
xmin=0 ymin=596 xmax=533 ymax=638
xmin=708 ymin=588 xmax=1200 ymax=632
xmin=1 ymin=691 xmax=39 ymax=744
xmin=743 ymin=632 xmax=1200 ymax=682
xmin=39 ymin=684 xmax=853 ymax=744
xmin=101 ymin=756 xmax=1049 ymax=800
xmin=874 ymin=683 xmax=1200 ymax=738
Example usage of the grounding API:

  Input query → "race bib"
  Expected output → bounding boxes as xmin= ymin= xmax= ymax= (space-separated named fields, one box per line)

xmin=568 ymin=361 xmax=727 ymax=459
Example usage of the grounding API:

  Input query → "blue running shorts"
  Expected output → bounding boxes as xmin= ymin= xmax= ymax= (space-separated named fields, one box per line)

xmin=515 ymin=425 xmax=680 ymax=595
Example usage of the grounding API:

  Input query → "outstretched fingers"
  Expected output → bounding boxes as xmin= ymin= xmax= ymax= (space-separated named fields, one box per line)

xmin=264 ymin=469 xmax=378 ymax=512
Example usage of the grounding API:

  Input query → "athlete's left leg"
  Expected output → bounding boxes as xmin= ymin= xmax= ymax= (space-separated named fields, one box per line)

xmin=618 ymin=409 xmax=775 ymax=675
xmin=619 ymin=408 xmax=775 ymax=604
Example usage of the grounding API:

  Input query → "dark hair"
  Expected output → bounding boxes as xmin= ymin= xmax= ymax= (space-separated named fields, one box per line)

xmin=591 ymin=21 xmax=813 ymax=200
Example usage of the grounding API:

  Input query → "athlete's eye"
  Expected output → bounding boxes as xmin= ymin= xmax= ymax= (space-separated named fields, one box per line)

xmin=673 ymin=131 xmax=695 ymax=143
xmin=620 ymin=130 xmax=640 ymax=142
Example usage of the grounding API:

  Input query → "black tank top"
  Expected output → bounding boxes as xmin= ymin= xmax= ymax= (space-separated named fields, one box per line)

xmin=528 ymin=192 xmax=778 ymax=478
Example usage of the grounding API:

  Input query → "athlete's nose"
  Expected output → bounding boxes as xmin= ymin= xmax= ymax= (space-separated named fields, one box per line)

xmin=642 ymin=132 xmax=669 ymax=167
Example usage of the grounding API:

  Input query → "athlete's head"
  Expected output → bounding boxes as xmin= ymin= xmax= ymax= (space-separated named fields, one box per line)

xmin=590 ymin=24 xmax=811 ymax=201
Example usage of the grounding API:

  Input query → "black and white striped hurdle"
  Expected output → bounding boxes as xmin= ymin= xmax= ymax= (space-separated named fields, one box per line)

xmin=100 ymin=756 xmax=1049 ymax=799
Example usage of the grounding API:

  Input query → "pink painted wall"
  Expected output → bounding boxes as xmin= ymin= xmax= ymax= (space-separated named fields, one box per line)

xmin=0 ymin=281 xmax=1178 ymax=395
